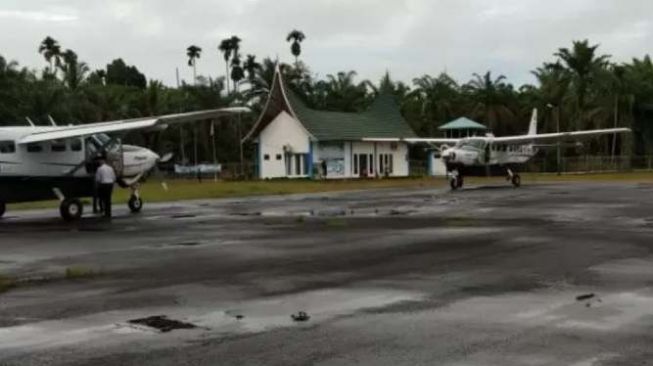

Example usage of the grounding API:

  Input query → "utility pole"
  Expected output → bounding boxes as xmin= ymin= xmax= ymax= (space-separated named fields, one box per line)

xmin=176 ymin=67 xmax=187 ymax=165
xmin=238 ymin=112 xmax=244 ymax=178
xmin=557 ymin=105 xmax=561 ymax=176
xmin=211 ymin=120 xmax=218 ymax=182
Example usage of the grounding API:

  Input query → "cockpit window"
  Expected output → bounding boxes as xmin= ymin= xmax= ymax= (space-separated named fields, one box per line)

xmin=455 ymin=139 xmax=486 ymax=151
xmin=0 ymin=141 xmax=15 ymax=154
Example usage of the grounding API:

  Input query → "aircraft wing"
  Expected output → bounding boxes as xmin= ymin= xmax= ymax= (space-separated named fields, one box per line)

xmin=491 ymin=128 xmax=631 ymax=145
xmin=17 ymin=107 xmax=249 ymax=145
xmin=362 ymin=137 xmax=460 ymax=145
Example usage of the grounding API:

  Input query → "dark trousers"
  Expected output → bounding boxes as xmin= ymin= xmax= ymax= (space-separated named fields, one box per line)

xmin=98 ymin=184 xmax=114 ymax=218
xmin=93 ymin=183 xmax=104 ymax=213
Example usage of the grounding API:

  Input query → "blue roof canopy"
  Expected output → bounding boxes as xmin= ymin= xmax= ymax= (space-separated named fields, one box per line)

xmin=438 ymin=117 xmax=487 ymax=130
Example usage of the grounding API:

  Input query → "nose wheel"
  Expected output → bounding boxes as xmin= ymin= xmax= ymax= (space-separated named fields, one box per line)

xmin=128 ymin=195 xmax=143 ymax=213
xmin=128 ymin=184 xmax=143 ymax=213
xmin=449 ymin=170 xmax=464 ymax=190
xmin=506 ymin=168 xmax=521 ymax=188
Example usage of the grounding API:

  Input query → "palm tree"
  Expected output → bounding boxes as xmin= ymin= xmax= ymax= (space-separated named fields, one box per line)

xmin=218 ymin=38 xmax=233 ymax=93
xmin=532 ymin=62 xmax=571 ymax=132
xmin=323 ymin=71 xmax=370 ymax=112
xmin=228 ymin=36 xmax=243 ymax=93
xmin=38 ymin=36 xmax=62 ymax=76
xmin=243 ymin=54 xmax=262 ymax=81
xmin=286 ymin=30 xmax=306 ymax=67
xmin=186 ymin=45 xmax=202 ymax=85
xmin=409 ymin=73 xmax=460 ymax=135
xmin=555 ymin=40 xmax=610 ymax=128
xmin=230 ymin=54 xmax=245 ymax=93
xmin=464 ymin=71 xmax=515 ymax=133
xmin=57 ymin=49 xmax=89 ymax=90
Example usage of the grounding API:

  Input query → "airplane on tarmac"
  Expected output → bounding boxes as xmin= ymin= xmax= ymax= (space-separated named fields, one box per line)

xmin=364 ymin=109 xmax=631 ymax=190
xmin=0 ymin=107 xmax=248 ymax=220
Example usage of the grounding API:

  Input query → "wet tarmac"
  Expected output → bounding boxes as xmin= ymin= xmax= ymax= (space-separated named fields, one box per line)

xmin=1 ymin=182 xmax=653 ymax=365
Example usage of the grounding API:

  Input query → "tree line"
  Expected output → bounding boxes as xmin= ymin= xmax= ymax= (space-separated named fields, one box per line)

xmin=2 ymin=33 xmax=653 ymax=168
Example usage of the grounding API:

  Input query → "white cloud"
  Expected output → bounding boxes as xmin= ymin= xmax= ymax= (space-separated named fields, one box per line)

xmin=0 ymin=9 xmax=77 ymax=22
xmin=1 ymin=0 xmax=652 ymax=87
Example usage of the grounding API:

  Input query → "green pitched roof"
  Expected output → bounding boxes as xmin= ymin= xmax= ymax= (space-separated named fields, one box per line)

xmin=438 ymin=117 xmax=487 ymax=130
xmin=284 ymin=89 xmax=416 ymax=140
xmin=244 ymin=67 xmax=416 ymax=142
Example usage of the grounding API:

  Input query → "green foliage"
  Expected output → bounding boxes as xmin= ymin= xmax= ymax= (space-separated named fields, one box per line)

xmin=106 ymin=59 xmax=146 ymax=88
xmin=5 ymin=37 xmax=653 ymax=160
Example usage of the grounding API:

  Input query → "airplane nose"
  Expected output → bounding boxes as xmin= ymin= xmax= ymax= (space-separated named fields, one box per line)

xmin=148 ymin=150 xmax=160 ymax=162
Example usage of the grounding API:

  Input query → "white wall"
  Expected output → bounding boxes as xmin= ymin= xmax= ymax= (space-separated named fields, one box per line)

xmin=258 ymin=111 xmax=311 ymax=179
xmin=349 ymin=141 xmax=409 ymax=178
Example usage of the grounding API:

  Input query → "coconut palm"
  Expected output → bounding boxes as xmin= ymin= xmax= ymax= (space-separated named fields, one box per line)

xmin=57 ymin=50 xmax=89 ymax=90
xmin=464 ymin=71 xmax=515 ymax=133
xmin=186 ymin=45 xmax=202 ymax=85
xmin=286 ymin=30 xmax=306 ymax=67
xmin=218 ymin=38 xmax=233 ymax=93
xmin=38 ymin=36 xmax=62 ymax=76
xmin=243 ymin=54 xmax=262 ymax=81
xmin=555 ymin=40 xmax=610 ymax=128
xmin=409 ymin=73 xmax=460 ymax=135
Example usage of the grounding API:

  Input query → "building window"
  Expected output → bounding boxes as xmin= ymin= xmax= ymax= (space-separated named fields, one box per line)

xmin=379 ymin=154 xmax=394 ymax=176
xmin=276 ymin=154 xmax=282 ymax=160
xmin=51 ymin=140 xmax=67 ymax=152
xmin=264 ymin=154 xmax=270 ymax=160
xmin=0 ymin=141 xmax=16 ymax=154
xmin=295 ymin=154 xmax=302 ymax=175
xmin=27 ymin=143 xmax=43 ymax=153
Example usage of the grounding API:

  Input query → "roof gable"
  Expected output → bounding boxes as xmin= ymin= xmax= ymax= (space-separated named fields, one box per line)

xmin=244 ymin=66 xmax=416 ymax=141
xmin=438 ymin=117 xmax=487 ymax=130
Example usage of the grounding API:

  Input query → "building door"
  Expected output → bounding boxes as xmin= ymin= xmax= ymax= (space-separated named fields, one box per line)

xmin=359 ymin=154 xmax=368 ymax=177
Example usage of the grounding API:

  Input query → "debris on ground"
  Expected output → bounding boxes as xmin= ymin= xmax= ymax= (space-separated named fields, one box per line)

xmin=576 ymin=293 xmax=595 ymax=301
xmin=128 ymin=315 xmax=197 ymax=333
xmin=235 ymin=314 xmax=244 ymax=320
xmin=291 ymin=311 xmax=310 ymax=322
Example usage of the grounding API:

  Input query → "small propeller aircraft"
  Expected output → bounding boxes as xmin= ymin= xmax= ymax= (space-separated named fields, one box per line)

xmin=365 ymin=109 xmax=631 ymax=190
xmin=0 ymin=107 xmax=248 ymax=220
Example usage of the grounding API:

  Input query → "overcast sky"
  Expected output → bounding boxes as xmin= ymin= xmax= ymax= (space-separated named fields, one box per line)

xmin=1 ymin=0 xmax=652 ymax=87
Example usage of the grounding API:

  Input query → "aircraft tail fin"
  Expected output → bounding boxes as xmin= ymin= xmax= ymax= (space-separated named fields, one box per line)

xmin=528 ymin=108 xmax=538 ymax=135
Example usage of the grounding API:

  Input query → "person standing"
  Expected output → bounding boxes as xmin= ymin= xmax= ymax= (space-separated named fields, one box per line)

xmin=321 ymin=160 xmax=328 ymax=179
xmin=95 ymin=157 xmax=116 ymax=218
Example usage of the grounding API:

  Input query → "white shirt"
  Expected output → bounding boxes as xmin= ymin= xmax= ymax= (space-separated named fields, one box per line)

xmin=95 ymin=163 xmax=117 ymax=184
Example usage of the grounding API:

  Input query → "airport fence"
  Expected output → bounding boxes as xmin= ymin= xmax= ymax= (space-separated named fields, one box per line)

xmin=168 ymin=155 xmax=653 ymax=180
xmin=410 ymin=155 xmax=653 ymax=176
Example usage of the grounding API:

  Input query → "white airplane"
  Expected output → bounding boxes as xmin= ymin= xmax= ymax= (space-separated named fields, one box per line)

xmin=0 ymin=107 xmax=248 ymax=220
xmin=365 ymin=109 xmax=631 ymax=190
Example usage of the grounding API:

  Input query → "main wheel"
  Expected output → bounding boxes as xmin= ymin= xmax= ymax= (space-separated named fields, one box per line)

xmin=511 ymin=174 xmax=521 ymax=188
xmin=60 ymin=198 xmax=83 ymax=221
xmin=0 ymin=201 xmax=6 ymax=218
xmin=450 ymin=175 xmax=463 ymax=190
xmin=128 ymin=195 xmax=143 ymax=213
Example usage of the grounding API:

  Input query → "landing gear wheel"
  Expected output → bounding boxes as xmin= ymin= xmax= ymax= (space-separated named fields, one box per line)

xmin=128 ymin=195 xmax=143 ymax=213
xmin=511 ymin=174 xmax=521 ymax=188
xmin=0 ymin=201 xmax=6 ymax=218
xmin=450 ymin=175 xmax=463 ymax=190
xmin=60 ymin=198 xmax=83 ymax=221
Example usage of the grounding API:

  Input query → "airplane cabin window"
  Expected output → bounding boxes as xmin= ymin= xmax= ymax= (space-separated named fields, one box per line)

xmin=71 ymin=139 xmax=82 ymax=152
xmin=51 ymin=140 xmax=67 ymax=152
xmin=0 ymin=141 xmax=16 ymax=154
xmin=27 ymin=143 xmax=43 ymax=153
xmin=264 ymin=154 xmax=270 ymax=160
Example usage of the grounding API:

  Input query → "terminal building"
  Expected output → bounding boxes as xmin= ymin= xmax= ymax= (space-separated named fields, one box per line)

xmin=244 ymin=67 xmax=416 ymax=179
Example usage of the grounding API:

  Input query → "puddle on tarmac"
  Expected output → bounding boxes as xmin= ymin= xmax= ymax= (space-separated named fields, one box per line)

xmin=190 ymin=288 xmax=423 ymax=333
